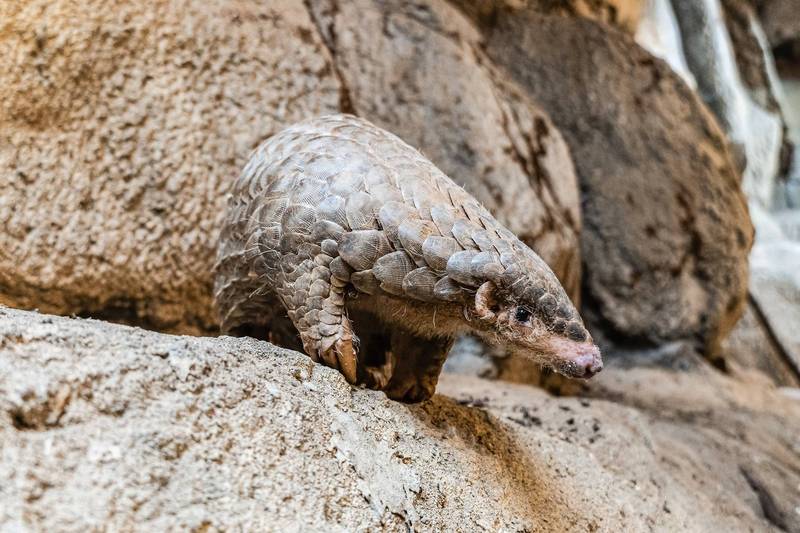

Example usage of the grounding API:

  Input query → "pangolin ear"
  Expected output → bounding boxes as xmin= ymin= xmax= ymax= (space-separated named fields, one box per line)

xmin=474 ymin=281 xmax=499 ymax=321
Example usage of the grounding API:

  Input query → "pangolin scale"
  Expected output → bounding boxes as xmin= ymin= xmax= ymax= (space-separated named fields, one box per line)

xmin=214 ymin=114 xmax=601 ymax=402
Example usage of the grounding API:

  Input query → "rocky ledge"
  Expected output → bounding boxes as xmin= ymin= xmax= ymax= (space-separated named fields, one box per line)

xmin=1 ymin=307 xmax=799 ymax=532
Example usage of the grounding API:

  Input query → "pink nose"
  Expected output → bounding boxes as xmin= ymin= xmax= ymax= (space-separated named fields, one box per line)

xmin=571 ymin=352 xmax=603 ymax=378
xmin=546 ymin=337 xmax=603 ymax=379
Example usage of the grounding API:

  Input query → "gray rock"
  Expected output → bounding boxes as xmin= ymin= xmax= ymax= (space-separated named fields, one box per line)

xmin=750 ymin=238 xmax=800 ymax=374
xmin=481 ymin=11 xmax=754 ymax=357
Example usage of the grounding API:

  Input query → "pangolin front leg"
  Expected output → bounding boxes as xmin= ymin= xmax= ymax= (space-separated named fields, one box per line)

xmin=276 ymin=252 xmax=359 ymax=384
xmin=384 ymin=332 xmax=453 ymax=403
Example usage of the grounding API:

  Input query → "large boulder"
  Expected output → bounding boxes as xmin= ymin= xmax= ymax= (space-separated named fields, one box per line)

xmin=477 ymin=11 xmax=754 ymax=357
xmin=754 ymin=0 xmax=800 ymax=47
xmin=2 ymin=307 xmax=800 ymax=531
xmin=0 ymin=0 xmax=583 ymax=333
xmin=0 ymin=0 xmax=341 ymax=332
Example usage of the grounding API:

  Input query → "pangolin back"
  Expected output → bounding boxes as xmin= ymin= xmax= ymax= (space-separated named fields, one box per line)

xmin=214 ymin=114 xmax=575 ymax=339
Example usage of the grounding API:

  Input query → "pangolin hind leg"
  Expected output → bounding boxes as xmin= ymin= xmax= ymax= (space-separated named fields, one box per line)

xmin=346 ymin=308 xmax=395 ymax=390
xmin=384 ymin=331 xmax=454 ymax=403
xmin=276 ymin=255 xmax=359 ymax=384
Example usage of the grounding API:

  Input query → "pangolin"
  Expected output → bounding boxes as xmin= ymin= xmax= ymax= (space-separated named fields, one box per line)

xmin=214 ymin=114 xmax=602 ymax=402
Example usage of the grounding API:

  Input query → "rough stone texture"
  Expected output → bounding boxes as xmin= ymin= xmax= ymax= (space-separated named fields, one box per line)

xmin=3 ymin=307 xmax=800 ymax=532
xmin=635 ymin=0 xmax=697 ymax=87
xmin=480 ymin=11 xmax=754 ymax=356
xmin=672 ymin=0 xmax=786 ymax=207
xmin=0 ymin=0 xmax=342 ymax=332
xmin=754 ymin=0 xmax=800 ymax=47
xmin=722 ymin=300 xmax=800 ymax=387
xmin=308 ymin=0 xmax=583 ymax=299
xmin=750 ymin=238 xmax=800 ymax=375
xmin=0 ymin=0 xmax=583 ymax=333
xmin=721 ymin=0 xmax=783 ymax=112
xmin=450 ymin=0 xmax=644 ymax=34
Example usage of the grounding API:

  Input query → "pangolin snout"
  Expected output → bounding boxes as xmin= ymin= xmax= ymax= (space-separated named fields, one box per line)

xmin=546 ymin=337 xmax=603 ymax=379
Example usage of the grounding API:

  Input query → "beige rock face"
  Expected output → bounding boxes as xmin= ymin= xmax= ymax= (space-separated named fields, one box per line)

xmin=2 ymin=307 xmax=799 ymax=532
xmin=0 ymin=0 xmax=583 ymax=332
xmin=0 ymin=0 xmax=342 ymax=332
xmin=481 ymin=11 xmax=754 ymax=356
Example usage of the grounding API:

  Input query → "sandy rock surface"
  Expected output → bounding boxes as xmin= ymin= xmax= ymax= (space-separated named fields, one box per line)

xmin=2 ymin=307 xmax=799 ymax=532
xmin=480 ymin=11 xmax=754 ymax=356
xmin=0 ymin=0 xmax=341 ymax=332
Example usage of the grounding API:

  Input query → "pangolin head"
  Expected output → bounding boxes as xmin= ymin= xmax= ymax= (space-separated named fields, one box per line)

xmin=469 ymin=247 xmax=603 ymax=379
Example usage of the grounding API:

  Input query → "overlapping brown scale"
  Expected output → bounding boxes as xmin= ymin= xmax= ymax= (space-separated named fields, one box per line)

xmin=339 ymin=230 xmax=392 ymax=271
xmin=289 ymin=178 xmax=328 ymax=207
xmin=402 ymin=267 xmax=440 ymax=302
xmin=368 ymin=182 xmax=404 ymax=205
xmin=421 ymin=235 xmax=462 ymax=272
xmin=429 ymin=205 xmax=459 ymax=236
xmin=311 ymin=220 xmax=345 ymax=243
xmin=329 ymin=256 xmax=353 ymax=281
xmin=450 ymin=219 xmax=480 ymax=250
xmin=297 ymin=243 xmax=322 ymax=260
xmin=350 ymin=270 xmax=380 ymax=294
xmin=470 ymin=229 xmax=496 ymax=253
xmin=281 ymin=204 xmax=316 ymax=235
xmin=433 ymin=276 xmax=468 ymax=302
xmin=397 ymin=219 xmax=439 ymax=266
xmin=378 ymin=201 xmax=418 ymax=248
xmin=374 ymin=251 xmax=416 ymax=296
xmin=461 ymin=200 xmax=488 ymax=225
xmin=320 ymin=239 xmax=338 ymax=256
xmin=470 ymin=251 xmax=504 ymax=280
xmin=251 ymin=197 xmax=288 ymax=228
xmin=345 ymin=191 xmax=380 ymax=230
xmin=316 ymin=195 xmax=348 ymax=227
xmin=446 ymin=250 xmax=481 ymax=287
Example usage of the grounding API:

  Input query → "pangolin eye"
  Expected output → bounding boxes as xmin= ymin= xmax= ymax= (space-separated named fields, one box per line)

xmin=514 ymin=307 xmax=532 ymax=323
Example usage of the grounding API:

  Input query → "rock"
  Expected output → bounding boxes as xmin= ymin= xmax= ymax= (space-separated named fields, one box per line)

xmin=480 ymin=11 xmax=754 ymax=356
xmin=307 ymin=0 xmax=583 ymax=299
xmin=0 ymin=0 xmax=342 ymax=332
xmin=0 ymin=0 xmax=584 ymax=332
xmin=775 ymin=70 xmax=800 ymax=208
xmin=2 ymin=307 xmax=800 ymax=531
xmin=672 ymin=0 xmax=786 ymax=207
xmin=722 ymin=300 xmax=800 ymax=387
xmin=749 ymin=238 xmax=800 ymax=374
xmin=754 ymin=0 xmax=800 ymax=47
xmin=451 ymin=0 xmax=644 ymax=34
xmin=635 ymin=0 xmax=697 ymax=87
xmin=720 ymin=0 xmax=784 ymax=113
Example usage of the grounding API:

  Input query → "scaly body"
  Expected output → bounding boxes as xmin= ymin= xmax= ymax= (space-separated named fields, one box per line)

xmin=215 ymin=114 xmax=601 ymax=402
